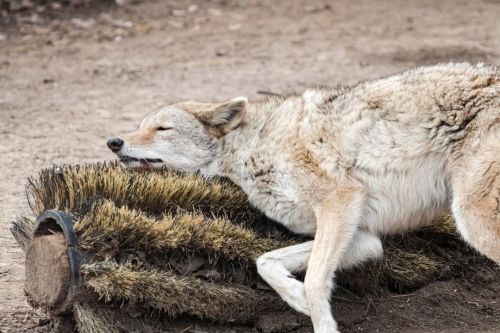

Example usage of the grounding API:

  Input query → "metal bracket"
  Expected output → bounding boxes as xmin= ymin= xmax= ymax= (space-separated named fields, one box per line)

xmin=32 ymin=210 xmax=81 ymax=309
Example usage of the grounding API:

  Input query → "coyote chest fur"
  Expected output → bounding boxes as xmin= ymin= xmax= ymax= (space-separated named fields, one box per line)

xmin=110 ymin=62 xmax=500 ymax=333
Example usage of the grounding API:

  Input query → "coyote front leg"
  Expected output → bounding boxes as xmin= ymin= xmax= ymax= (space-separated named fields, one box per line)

xmin=305 ymin=187 xmax=366 ymax=333
xmin=256 ymin=230 xmax=383 ymax=318
xmin=257 ymin=187 xmax=374 ymax=332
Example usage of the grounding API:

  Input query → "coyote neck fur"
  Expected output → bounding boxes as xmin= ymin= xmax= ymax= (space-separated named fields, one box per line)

xmin=200 ymin=94 xmax=327 ymax=234
xmin=202 ymin=96 xmax=301 ymax=177
xmin=201 ymin=86 xmax=344 ymax=179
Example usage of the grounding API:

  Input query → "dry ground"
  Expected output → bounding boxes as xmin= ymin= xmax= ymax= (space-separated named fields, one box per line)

xmin=0 ymin=0 xmax=499 ymax=332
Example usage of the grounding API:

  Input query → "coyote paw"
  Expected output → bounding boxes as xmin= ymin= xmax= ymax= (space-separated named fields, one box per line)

xmin=315 ymin=317 xmax=340 ymax=333
xmin=280 ymin=283 xmax=310 ymax=316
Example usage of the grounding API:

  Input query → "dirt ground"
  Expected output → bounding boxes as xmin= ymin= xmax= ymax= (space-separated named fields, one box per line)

xmin=1 ymin=0 xmax=499 ymax=332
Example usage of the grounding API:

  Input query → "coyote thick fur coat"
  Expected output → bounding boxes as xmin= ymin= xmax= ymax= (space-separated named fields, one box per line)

xmin=108 ymin=62 xmax=500 ymax=333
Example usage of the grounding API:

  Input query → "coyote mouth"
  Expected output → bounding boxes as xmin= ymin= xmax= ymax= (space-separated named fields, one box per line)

xmin=120 ymin=156 xmax=163 ymax=164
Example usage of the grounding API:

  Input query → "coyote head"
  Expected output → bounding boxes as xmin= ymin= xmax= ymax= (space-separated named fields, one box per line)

xmin=107 ymin=97 xmax=247 ymax=172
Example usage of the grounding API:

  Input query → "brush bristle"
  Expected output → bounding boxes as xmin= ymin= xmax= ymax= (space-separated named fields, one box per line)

xmin=11 ymin=216 xmax=35 ymax=251
xmin=76 ymin=200 xmax=288 ymax=262
xmin=15 ymin=162 xmax=496 ymax=326
xmin=74 ymin=302 xmax=174 ymax=333
xmin=26 ymin=162 xmax=253 ymax=219
xmin=81 ymin=261 xmax=281 ymax=322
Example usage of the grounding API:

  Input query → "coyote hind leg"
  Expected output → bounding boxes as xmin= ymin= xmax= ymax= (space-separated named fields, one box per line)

xmin=451 ymin=135 xmax=500 ymax=264
xmin=257 ymin=241 xmax=313 ymax=315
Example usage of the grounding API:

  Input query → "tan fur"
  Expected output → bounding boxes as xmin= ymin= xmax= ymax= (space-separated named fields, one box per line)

xmin=450 ymin=130 xmax=500 ymax=262
xmin=126 ymin=128 xmax=155 ymax=146
xmin=109 ymin=62 xmax=500 ymax=333
xmin=293 ymin=142 xmax=329 ymax=179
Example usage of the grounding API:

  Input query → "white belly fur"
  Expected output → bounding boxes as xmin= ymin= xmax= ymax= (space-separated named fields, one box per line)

xmin=359 ymin=156 xmax=449 ymax=235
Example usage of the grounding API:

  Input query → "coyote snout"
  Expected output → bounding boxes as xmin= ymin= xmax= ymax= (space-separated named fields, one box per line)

xmin=107 ymin=138 xmax=123 ymax=152
xmin=108 ymin=63 xmax=500 ymax=333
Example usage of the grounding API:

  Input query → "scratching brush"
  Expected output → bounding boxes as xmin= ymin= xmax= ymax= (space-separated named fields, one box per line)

xmin=11 ymin=163 xmax=492 ymax=332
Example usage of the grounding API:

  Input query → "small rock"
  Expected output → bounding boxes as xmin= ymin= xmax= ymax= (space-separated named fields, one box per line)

xmin=216 ymin=49 xmax=227 ymax=57
xmin=316 ymin=54 xmax=327 ymax=62
xmin=9 ymin=0 xmax=34 ymax=12
xmin=168 ymin=21 xmax=183 ymax=29
xmin=208 ymin=8 xmax=222 ymax=16
xmin=305 ymin=5 xmax=317 ymax=12
xmin=228 ymin=23 xmax=241 ymax=31
xmin=100 ymin=13 xmax=133 ymax=28
xmin=0 ymin=34 xmax=6 ymax=42
xmin=33 ymin=25 xmax=50 ymax=35
xmin=359 ymin=60 xmax=369 ymax=67
xmin=187 ymin=4 xmax=198 ymax=13
xmin=50 ymin=2 xmax=62 ymax=10
xmin=305 ymin=4 xmax=331 ymax=13
xmin=71 ymin=18 xmax=95 ymax=29
xmin=172 ymin=9 xmax=186 ymax=17
xmin=28 ymin=13 xmax=43 ymax=24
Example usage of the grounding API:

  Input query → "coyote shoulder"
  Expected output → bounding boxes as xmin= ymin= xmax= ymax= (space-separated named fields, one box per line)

xmin=108 ymin=62 xmax=500 ymax=333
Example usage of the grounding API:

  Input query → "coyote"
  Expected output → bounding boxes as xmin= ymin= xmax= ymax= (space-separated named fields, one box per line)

xmin=108 ymin=63 xmax=500 ymax=333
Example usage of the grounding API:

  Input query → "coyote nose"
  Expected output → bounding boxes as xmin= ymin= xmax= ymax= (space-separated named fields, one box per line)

xmin=107 ymin=138 xmax=124 ymax=152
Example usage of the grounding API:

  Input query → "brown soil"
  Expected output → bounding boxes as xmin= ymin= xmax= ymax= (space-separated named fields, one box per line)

xmin=0 ymin=0 xmax=499 ymax=332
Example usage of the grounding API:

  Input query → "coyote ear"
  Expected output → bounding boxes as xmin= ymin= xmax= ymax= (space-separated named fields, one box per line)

xmin=198 ymin=97 xmax=247 ymax=136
